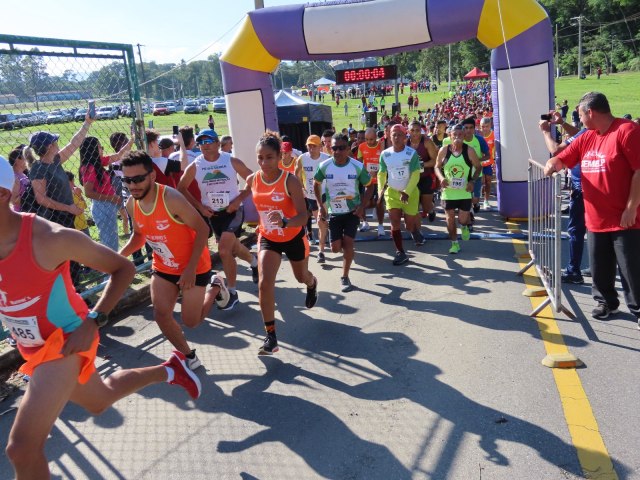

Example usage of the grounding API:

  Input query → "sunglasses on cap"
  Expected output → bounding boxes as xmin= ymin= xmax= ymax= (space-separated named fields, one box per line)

xmin=122 ymin=171 xmax=151 ymax=184
xmin=197 ymin=137 xmax=218 ymax=145
xmin=331 ymin=145 xmax=348 ymax=151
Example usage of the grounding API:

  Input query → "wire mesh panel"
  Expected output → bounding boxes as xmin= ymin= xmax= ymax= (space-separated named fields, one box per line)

xmin=0 ymin=35 xmax=144 ymax=294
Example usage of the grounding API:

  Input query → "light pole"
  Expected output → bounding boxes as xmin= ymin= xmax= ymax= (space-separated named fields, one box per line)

xmin=610 ymin=34 xmax=615 ymax=74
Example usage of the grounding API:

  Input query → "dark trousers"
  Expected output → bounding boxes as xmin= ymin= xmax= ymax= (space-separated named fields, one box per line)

xmin=566 ymin=189 xmax=586 ymax=274
xmin=588 ymin=229 xmax=640 ymax=317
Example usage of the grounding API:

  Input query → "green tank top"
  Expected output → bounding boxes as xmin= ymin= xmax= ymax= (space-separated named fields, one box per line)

xmin=442 ymin=145 xmax=473 ymax=200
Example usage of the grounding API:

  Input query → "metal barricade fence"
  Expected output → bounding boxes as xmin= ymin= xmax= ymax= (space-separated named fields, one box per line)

xmin=0 ymin=35 xmax=146 ymax=295
xmin=518 ymin=159 xmax=574 ymax=318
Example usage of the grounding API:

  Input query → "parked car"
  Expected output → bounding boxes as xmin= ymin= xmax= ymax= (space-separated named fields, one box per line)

xmin=198 ymin=99 xmax=209 ymax=112
xmin=212 ymin=97 xmax=226 ymax=113
xmin=165 ymin=102 xmax=177 ymax=114
xmin=15 ymin=113 xmax=37 ymax=128
xmin=46 ymin=109 xmax=72 ymax=124
xmin=32 ymin=111 xmax=48 ymax=124
xmin=184 ymin=101 xmax=202 ymax=114
xmin=74 ymin=108 xmax=87 ymax=121
xmin=96 ymin=106 xmax=120 ymax=120
xmin=153 ymin=102 xmax=169 ymax=116
xmin=0 ymin=113 xmax=18 ymax=130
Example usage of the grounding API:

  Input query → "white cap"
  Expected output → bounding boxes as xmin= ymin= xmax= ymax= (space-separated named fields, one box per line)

xmin=0 ymin=156 xmax=15 ymax=191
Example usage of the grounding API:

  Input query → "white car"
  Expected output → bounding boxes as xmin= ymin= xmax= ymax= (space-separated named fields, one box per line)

xmin=96 ymin=106 xmax=120 ymax=120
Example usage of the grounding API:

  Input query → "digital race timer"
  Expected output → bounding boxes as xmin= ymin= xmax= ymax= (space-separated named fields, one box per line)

xmin=335 ymin=65 xmax=398 ymax=84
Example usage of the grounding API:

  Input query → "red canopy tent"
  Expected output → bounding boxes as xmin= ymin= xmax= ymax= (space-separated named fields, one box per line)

xmin=463 ymin=67 xmax=490 ymax=80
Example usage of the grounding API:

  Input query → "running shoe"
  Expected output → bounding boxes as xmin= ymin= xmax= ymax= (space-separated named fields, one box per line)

xmin=591 ymin=304 xmax=619 ymax=320
xmin=428 ymin=210 xmax=436 ymax=222
xmin=186 ymin=349 xmax=202 ymax=370
xmin=305 ymin=277 xmax=318 ymax=308
xmin=212 ymin=274 xmax=230 ymax=309
xmin=482 ymin=201 xmax=490 ymax=211
xmin=219 ymin=290 xmax=239 ymax=311
xmin=317 ymin=252 xmax=326 ymax=264
xmin=412 ymin=231 xmax=425 ymax=246
xmin=392 ymin=250 xmax=409 ymax=266
xmin=561 ymin=272 xmax=584 ymax=284
xmin=473 ymin=203 xmax=480 ymax=213
xmin=340 ymin=276 xmax=353 ymax=292
xmin=449 ymin=241 xmax=461 ymax=254
xmin=163 ymin=351 xmax=202 ymax=400
xmin=359 ymin=221 xmax=370 ymax=232
xmin=258 ymin=333 xmax=279 ymax=355
xmin=377 ymin=225 xmax=385 ymax=237
xmin=251 ymin=265 xmax=259 ymax=284
xmin=461 ymin=225 xmax=470 ymax=241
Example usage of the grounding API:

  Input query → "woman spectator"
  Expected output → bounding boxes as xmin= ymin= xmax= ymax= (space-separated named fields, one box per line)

xmin=8 ymin=145 xmax=30 ymax=212
xmin=108 ymin=131 xmax=135 ymax=235
xmin=79 ymin=137 xmax=122 ymax=251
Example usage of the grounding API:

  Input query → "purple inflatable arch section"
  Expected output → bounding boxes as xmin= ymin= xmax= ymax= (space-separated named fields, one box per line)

xmin=221 ymin=0 xmax=554 ymax=218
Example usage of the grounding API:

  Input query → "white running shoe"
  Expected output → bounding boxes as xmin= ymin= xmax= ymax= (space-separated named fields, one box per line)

xmin=482 ymin=201 xmax=490 ymax=211
xmin=212 ymin=273 xmax=230 ymax=309
xmin=359 ymin=221 xmax=370 ymax=232
xmin=377 ymin=225 xmax=385 ymax=237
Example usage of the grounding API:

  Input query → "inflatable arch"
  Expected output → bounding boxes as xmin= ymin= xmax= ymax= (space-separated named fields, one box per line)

xmin=221 ymin=0 xmax=554 ymax=218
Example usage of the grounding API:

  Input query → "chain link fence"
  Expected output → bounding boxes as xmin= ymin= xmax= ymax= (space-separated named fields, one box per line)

xmin=0 ymin=35 xmax=146 ymax=300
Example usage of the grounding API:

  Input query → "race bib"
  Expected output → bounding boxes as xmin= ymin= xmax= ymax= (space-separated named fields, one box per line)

xmin=146 ymin=239 xmax=179 ymax=268
xmin=450 ymin=177 xmax=466 ymax=190
xmin=207 ymin=192 xmax=229 ymax=211
xmin=389 ymin=166 xmax=408 ymax=180
xmin=331 ymin=198 xmax=349 ymax=214
xmin=259 ymin=209 xmax=285 ymax=235
xmin=366 ymin=163 xmax=379 ymax=175
xmin=0 ymin=314 xmax=44 ymax=347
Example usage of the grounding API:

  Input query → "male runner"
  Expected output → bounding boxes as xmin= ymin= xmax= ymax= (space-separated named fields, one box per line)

xmin=378 ymin=124 xmax=423 ymax=265
xmin=407 ymin=120 xmax=438 ymax=238
xmin=0 ymin=157 xmax=200 ymax=480
xmin=314 ymin=133 xmax=374 ymax=292
xmin=177 ymin=129 xmax=258 ymax=308
xmin=120 ymin=151 xmax=229 ymax=370
xmin=357 ymin=127 xmax=386 ymax=236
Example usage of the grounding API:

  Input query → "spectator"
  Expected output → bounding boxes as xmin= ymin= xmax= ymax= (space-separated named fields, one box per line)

xmin=79 ymin=137 xmax=121 ymax=251
xmin=146 ymin=129 xmax=181 ymax=187
xmin=220 ymin=135 xmax=233 ymax=153
xmin=8 ymin=145 xmax=29 ymax=212
xmin=108 ymin=132 xmax=134 ymax=236
xmin=208 ymin=114 xmax=215 ymax=130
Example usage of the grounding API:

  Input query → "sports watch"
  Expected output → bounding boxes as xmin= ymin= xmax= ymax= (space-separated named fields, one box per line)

xmin=87 ymin=310 xmax=109 ymax=328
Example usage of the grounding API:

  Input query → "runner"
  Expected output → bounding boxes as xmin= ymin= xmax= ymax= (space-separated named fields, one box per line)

xmin=0 ymin=157 xmax=201 ymax=480
xmin=435 ymin=125 xmax=481 ymax=254
xmin=295 ymin=135 xmax=330 ymax=259
xmin=177 ymin=129 xmax=258 ymax=308
xmin=119 ymin=151 xmax=229 ymax=370
xmin=407 ymin=120 xmax=438 ymax=240
xmin=230 ymin=132 xmax=318 ymax=355
xmin=314 ymin=133 xmax=374 ymax=291
xmin=378 ymin=124 xmax=423 ymax=265
xmin=278 ymin=141 xmax=297 ymax=174
xmin=357 ymin=127 xmax=386 ymax=236
xmin=479 ymin=117 xmax=495 ymax=210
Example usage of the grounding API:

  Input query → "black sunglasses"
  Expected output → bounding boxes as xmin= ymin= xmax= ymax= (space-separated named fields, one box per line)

xmin=122 ymin=171 xmax=151 ymax=184
xmin=331 ymin=145 xmax=348 ymax=151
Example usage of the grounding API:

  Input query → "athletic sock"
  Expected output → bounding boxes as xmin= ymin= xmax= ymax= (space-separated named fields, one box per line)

xmin=250 ymin=255 xmax=258 ymax=268
xmin=264 ymin=320 xmax=276 ymax=334
xmin=165 ymin=366 xmax=174 ymax=383
xmin=392 ymin=229 xmax=404 ymax=252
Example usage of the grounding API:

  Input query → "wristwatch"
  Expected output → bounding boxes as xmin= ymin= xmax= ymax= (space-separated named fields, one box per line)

xmin=281 ymin=217 xmax=289 ymax=228
xmin=87 ymin=310 xmax=109 ymax=328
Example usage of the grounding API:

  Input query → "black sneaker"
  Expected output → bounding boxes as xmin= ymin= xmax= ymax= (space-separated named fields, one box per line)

xmin=340 ymin=276 xmax=353 ymax=292
xmin=473 ymin=203 xmax=480 ymax=213
xmin=305 ymin=277 xmax=318 ymax=308
xmin=428 ymin=210 xmax=436 ymax=222
xmin=412 ymin=231 xmax=425 ymax=246
xmin=258 ymin=333 xmax=279 ymax=355
xmin=219 ymin=290 xmax=239 ymax=311
xmin=251 ymin=265 xmax=259 ymax=284
xmin=591 ymin=304 xmax=619 ymax=320
xmin=317 ymin=252 xmax=326 ymax=264
xmin=392 ymin=250 xmax=409 ymax=266
xmin=561 ymin=272 xmax=584 ymax=284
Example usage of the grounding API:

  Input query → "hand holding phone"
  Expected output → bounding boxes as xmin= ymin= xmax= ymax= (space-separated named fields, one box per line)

xmin=88 ymin=100 xmax=96 ymax=120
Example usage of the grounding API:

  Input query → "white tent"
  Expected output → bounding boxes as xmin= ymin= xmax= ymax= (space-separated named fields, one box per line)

xmin=313 ymin=77 xmax=336 ymax=86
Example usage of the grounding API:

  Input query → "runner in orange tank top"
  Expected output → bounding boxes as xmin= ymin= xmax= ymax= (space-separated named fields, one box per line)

xmin=278 ymin=141 xmax=297 ymax=174
xmin=119 ymin=151 xmax=229 ymax=370
xmin=0 ymin=156 xmax=201 ymax=479
xmin=480 ymin=117 xmax=496 ymax=210
xmin=230 ymin=132 xmax=318 ymax=355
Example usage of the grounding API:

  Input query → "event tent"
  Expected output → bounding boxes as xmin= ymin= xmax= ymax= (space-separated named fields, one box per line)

xmin=312 ymin=77 xmax=336 ymax=86
xmin=275 ymin=90 xmax=333 ymax=150
xmin=463 ymin=67 xmax=489 ymax=80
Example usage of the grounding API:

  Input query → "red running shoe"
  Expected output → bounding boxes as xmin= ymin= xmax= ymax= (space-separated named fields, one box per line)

xmin=163 ymin=351 xmax=202 ymax=399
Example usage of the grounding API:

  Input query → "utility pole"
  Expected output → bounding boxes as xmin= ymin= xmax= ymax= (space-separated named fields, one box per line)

xmin=448 ymin=44 xmax=452 ymax=91
xmin=555 ymin=24 xmax=559 ymax=78
xmin=610 ymin=34 xmax=615 ymax=74
xmin=136 ymin=44 xmax=151 ymax=105
xmin=571 ymin=16 xmax=584 ymax=79
xmin=254 ymin=0 xmax=264 ymax=8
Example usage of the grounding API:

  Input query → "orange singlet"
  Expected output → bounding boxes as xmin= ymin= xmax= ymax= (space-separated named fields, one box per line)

xmin=252 ymin=171 xmax=302 ymax=242
xmin=357 ymin=141 xmax=383 ymax=184
xmin=482 ymin=131 xmax=496 ymax=167
xmin=278 ymin=157 xmax=297 ymax=174
xmin=133 ymin=184 xmax=211 ymax=275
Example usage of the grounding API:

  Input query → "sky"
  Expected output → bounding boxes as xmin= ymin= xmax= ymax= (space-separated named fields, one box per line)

xmin=2 ymin=0 xmax=305 ymax=65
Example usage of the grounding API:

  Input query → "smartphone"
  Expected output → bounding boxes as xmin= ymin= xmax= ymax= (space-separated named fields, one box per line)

xmin=88 ymin=100 xmax=96 ymax=120
xmin=172 ymin=125 xmax=179 ymax=136
xmin=540 ymin=114 xmax=552 ymax=121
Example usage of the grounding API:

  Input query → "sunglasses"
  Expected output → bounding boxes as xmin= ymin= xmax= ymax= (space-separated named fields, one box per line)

xmin=122 ymin=171 xmax=151 ymax=184
xmin=331 ymin=145 xmax=348 ymax=151
xmin=197 ymin=138 xmax=218 ymax=145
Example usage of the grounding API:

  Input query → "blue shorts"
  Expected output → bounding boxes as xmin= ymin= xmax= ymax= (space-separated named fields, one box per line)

xmin=482 ymin=165 xmax=493 ymax=176
xmin=473 ymin=178 xmax=482 ymax=199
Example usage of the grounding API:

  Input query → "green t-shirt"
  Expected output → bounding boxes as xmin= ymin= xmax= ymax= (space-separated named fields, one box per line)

xmin=314 ymin=158 xmax=371 ymax=215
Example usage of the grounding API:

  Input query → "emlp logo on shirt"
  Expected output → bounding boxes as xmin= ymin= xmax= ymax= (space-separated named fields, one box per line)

xmin=581 ymin=151 xmax=607 ymax=174
xmin=203 ymin=170 xmax=230 ymax=183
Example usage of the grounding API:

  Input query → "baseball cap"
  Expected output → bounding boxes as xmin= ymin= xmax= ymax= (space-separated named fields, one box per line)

xmin=282 ymin=141 xmax=293 ymax=153
xmin=306 ymin=135 xmax=321 ymax=146
xmin=158 ymin=137 xmax=175 ymax=149
xmin=195 ymin=129 xmax=219 ymax=141
xmin=29 ymin=131 xmax=60 ymax=153
xmin=0 ymin=156 xmax=15 ymax=191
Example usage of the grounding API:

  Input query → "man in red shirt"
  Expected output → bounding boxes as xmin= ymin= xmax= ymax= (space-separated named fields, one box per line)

xmin=544 ymin=92 xmax=640 ymax=323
